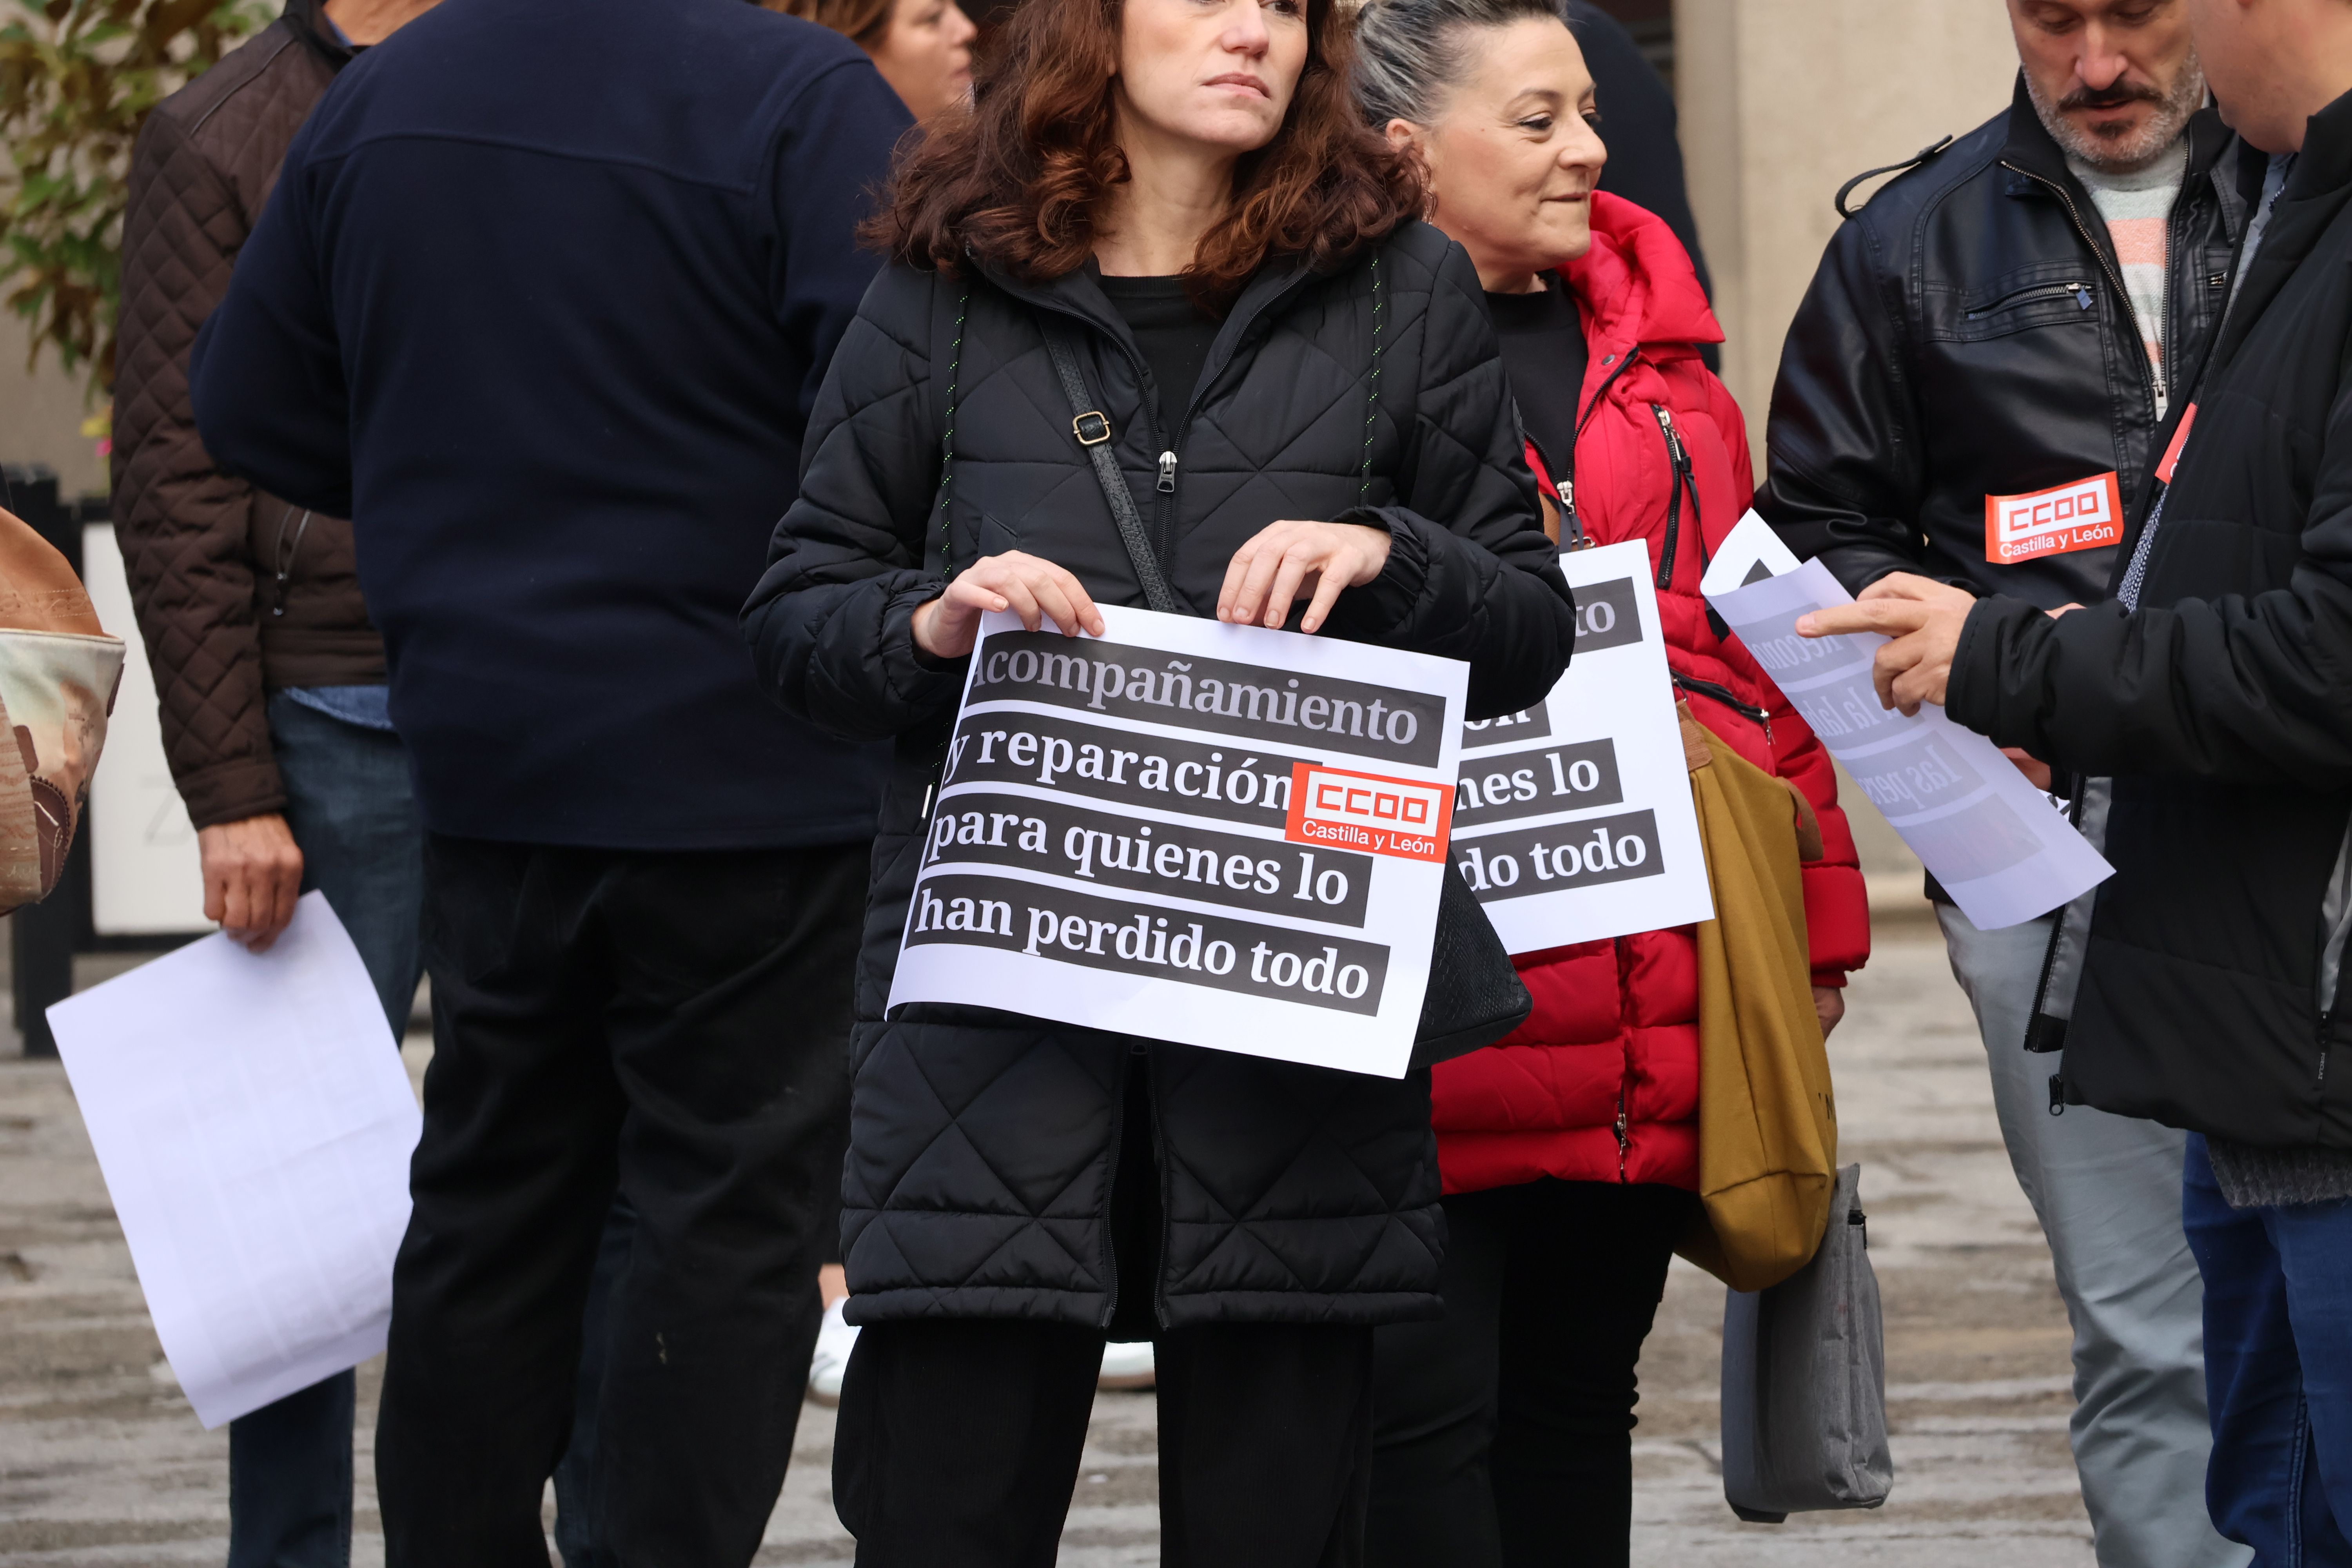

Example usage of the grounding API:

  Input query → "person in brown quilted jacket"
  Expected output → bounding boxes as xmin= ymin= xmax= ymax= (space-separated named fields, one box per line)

xmin=110 ymin=0 xmax=437 ymax=1562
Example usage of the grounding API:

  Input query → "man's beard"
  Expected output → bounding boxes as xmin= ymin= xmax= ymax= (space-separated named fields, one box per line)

xmin=2025 ymin=50 xmax=2206 ymax=171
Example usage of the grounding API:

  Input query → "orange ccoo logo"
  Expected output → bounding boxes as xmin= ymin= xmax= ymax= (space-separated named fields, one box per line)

xmin=1983 ymin=472 xmax=2123 ymax=565
xmin=1284 ymin=764 xmax=1452 ymax=863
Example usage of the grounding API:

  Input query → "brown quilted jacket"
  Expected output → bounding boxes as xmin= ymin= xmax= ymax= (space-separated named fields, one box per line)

xmin=112 ymin=0 xmax=382 ymax=831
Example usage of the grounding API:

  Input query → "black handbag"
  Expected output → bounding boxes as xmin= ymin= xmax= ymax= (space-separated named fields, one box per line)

xmin=1034 ymin=303 xmax=1530 ymax=1070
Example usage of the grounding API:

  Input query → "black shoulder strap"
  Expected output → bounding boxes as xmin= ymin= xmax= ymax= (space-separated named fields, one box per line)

xmin=928 ymin=279 xmax=971 ymax=576
xmin=1037 ymin=314 xmax=1183 ymax=616
xmin=1834 ymin=134 xmax=1955 ymax=220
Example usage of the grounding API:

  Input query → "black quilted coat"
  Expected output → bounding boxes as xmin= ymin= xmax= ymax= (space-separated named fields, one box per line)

xmin=742 ymin=220 xmax=1573 ymax=1328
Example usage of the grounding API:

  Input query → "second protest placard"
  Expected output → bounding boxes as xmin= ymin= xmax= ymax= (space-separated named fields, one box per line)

xmin=886 ymin=605 xmax=1468 ymax=1079
xmin=1450 ymin=540 xmax=1714 ymax=954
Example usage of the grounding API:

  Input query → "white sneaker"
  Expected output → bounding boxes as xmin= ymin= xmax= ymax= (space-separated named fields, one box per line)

xmin=1098 ymin=1339 xmax=1156 ymax=1390
xmin=808 ymin=1297 xmax=859 ymax=1406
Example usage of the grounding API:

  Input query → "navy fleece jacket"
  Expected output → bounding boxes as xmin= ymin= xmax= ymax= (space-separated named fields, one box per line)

xmin=191 ymin=0 xmax=910 ymax=848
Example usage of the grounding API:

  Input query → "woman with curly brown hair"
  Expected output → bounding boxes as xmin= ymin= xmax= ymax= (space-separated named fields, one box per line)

xmin=742 ymin=0 xmax=1573 ymax=1557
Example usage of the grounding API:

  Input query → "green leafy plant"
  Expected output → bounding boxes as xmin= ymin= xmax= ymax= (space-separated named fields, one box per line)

xmin=0 ymin=0 xmax=271 ymax=399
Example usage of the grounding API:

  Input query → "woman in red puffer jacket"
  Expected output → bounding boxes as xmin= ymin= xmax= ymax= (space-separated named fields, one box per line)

xmin=1354 ymin=1 xmax=1871 ymax=1563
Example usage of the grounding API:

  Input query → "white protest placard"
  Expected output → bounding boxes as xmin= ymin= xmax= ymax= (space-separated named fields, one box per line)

xmin=47 ymin=893 xmax=420 ymax=1428
xmin=885 ymin=605 xmax=1468 ymax=1079
xmin=1449 ymin=540 xmax=1714 ymax=954
xmin=1704 ymin=540 xmax=2112 ymax=930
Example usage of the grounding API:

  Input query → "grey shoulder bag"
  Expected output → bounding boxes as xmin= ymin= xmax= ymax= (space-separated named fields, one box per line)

xmin=1034 ymin=288 xmax=1529 ymax=1070
xmin=1720 ymin=1162 xmax=1895 ymax=1521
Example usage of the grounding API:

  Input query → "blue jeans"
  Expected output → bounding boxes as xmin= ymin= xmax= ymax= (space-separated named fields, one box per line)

xmin=228 ymin=694 xmax=423 ymax=1568
xmin=2186 ymin=1133 xmax=2352 ymax=1566
xmin=1938 ymin=909 xmax=2242 ymax=1568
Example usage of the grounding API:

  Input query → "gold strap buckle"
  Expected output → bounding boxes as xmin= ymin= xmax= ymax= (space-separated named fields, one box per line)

xmin=1073 ymin=410 xmax=1112 ymax=446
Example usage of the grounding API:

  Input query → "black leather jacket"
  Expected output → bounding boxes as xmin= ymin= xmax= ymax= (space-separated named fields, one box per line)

xmin=1758 ymin=78 xmax=2247 ymax=609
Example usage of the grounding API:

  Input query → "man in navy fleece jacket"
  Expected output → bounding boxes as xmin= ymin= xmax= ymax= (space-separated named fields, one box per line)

xmin=189 ymin=0 xmax=908 ymax=1559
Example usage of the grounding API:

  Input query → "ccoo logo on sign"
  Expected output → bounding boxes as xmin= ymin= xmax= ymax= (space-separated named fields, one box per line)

xmin=1283 ymin=764 xmax=1452 ymax=863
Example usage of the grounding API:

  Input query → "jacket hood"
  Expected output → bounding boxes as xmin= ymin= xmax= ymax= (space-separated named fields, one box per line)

xmin=1558 ymin=192 xmax=1722 ymax=360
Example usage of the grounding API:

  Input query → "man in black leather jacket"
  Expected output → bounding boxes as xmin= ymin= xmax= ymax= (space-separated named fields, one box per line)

xmin=1757 ymin=4 xmax=2250 ymax=1564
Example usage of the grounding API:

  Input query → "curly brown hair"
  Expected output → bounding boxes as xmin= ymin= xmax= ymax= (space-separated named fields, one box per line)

xmin=866 ymin=0 xmax=1421 ymax=306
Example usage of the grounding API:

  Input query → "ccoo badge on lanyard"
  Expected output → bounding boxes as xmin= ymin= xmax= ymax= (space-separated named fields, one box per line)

xmin=1983 ymin=472 xmax=2124 ymax=565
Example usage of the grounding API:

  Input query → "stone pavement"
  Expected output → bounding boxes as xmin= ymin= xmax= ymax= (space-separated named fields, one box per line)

xmin=0 ymin=913 xmax=2103 ymax=1565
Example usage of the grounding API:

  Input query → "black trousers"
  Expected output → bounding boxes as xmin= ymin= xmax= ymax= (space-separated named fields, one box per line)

xmin=834 ymin=1057 xmax=1376 ymax=1567
xmin=836 ymin=1318 xmax=1375 ymax=1567
xmin=375 ymin=835 xmax=865 ymax=1567
xmin=1367 ymin=1180 xmax=1698 ymax=1568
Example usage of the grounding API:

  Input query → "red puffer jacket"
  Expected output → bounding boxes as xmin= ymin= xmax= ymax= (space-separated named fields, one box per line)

xmin=1432 ymin=194 xmax=1872 ymax=1196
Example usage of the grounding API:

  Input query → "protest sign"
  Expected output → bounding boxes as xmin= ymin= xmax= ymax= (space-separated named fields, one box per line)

xmin=1703 ymin=533 xmax=2111 ymax=930
xmin=1451 ymin=540 xmax=1714 ymax=954
xmin=886 ymin=605 xmax=1468 ymax=1078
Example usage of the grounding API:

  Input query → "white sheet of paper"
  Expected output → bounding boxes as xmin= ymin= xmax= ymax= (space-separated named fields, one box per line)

xmin=48 ymin=893 xmax=419 ymax=1428
xmin=1706 ymin=559 xmax=2112 ymax=929
xmin=885 ymin=604 xmax=1468 ymax=1078
xmin=1699 ymin=508 xmax=1804 ymax=599
xmin=1451 ymin=540 xmax=1714 ymax=953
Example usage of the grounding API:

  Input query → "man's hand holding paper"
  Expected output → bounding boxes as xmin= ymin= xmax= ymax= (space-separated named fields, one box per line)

xmin=1701 ymin=514 xmax=2111 ymax=930
xmin=1797 ymin=574 xmax=2087 ymax=721
xmin=1794 ymin=573 xmax=1974 ymax=716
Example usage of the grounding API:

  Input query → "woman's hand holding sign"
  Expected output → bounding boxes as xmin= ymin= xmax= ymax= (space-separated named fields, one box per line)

xmin=914 ymin=552 xmax=1107 ymax=660
xmin=918 ymin=520 xmax=1391 ymax=660
xmin=1794 ymin=572 xmax=1975 ymax=716
xmin=1219 ymin=520 xmax=1392 ymax=634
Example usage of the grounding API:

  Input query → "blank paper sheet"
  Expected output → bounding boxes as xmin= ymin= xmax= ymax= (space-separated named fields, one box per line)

xmin=49 ymin=892 xmax=421 ymax=1428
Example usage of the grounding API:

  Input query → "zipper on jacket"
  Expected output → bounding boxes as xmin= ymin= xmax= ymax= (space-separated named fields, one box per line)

xmin=2022 ymin=789 xmax=2089 ymax=1045
xmin=270 ymin=506 xmax=317 ymax=618
xmin=1650 ymin=405 xmax=1702 ymax=592
xmin=2157 ymin=151 xmax=2179 ymax=400
xmin=1147 ymin=403 xmax=1177 ymax=564
xmin=1965 ymin=280 xmax=2093 ymax=319
xmin=1554 ymin=351 xmax=1641 ymax=546
xmin=1142 ymin=284 xmax=1298 ymax=570
xmin=2149 ymin=141 xmax=2198 ymax=412
xmin=1671 ymin=672 xmax=1771 ymax=747
xmin=1613 ymin=935 xmax=1632 ymax=1181
xmin=2000 ymin=159 xmax=2166 ymax=414
xmin=1032 ymin=302 xmax=1185 ymax=574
